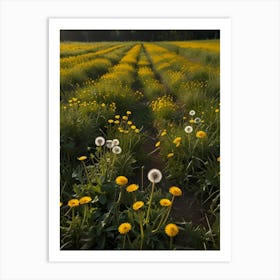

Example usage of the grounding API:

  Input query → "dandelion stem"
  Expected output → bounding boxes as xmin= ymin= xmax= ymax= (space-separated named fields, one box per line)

xmin=81 ymin=204 xmax=87 ymax=229
xmin=152 ymin=208 xmax=169 ymax=233
xmin=170 ymin=237 xmax=173 ymax=250
xmin=81 ymin=161 xmax=90 ymax=184
xmin=122 ymin=234 xmax=126 ymax=249
xmin=138 ymin=211 xmax=144 ymax=250
xmin=141 ymin=166 xmax=144 ymax=190
xmin=145 ymin=182 xmax=155 ymax=224
xmin=162 ymin=196 xmax=175 ymax=226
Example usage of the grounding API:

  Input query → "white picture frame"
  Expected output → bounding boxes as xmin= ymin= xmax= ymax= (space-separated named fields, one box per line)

xmin=0 ymin=0 xmax=279 ymax=279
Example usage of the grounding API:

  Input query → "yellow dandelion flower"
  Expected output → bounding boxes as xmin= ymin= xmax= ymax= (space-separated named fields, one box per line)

xmin=79 ymin=196 xmax=92 ymax=205
xmin=60 ymin=202 xmax=63 ymax=207
xmin=101 ymin=103 xmax=106 ymax=107
xmin=160 ymin=198 xmax=172 ymax=207
xmin=126 ymin=184 xmax=139 ymax=193
xmin=115 ymin=176 xmax=128 ymax=186
xmin=155 ymin=141 xmax=160 ymax=147
xmin=132 ymin=201 xmax=144 ymax=211
xmin=196 ymin=131 xmax=207 ymax=138
xmin=217 ymin=157 xmax=220 ymax=162
xmin=72 ymin=98 xmax=78 ymax=102
xmin=114 ymin=120 xmax=120 ymax=124
xmin=131 ymin=125 xmax=136 ymax=130
xmin=122 ymin=116 xmax=128 ymax=120
xmin=135 ymin=129 xmax=140 ymax=133
xmin=161 ymin=131 xmax=167 ymax=136
xmin=167 ymin=153 xmax=174 ymax=158
xmin=215 ymin=109 xmax=219 ymax=113
xmin=189 ymin=119 xmax=195 ymax=124
xmin=118 ymin=222 xmax=132 ymax=234
xmin=126 ymin=111 xmax=132 ymax=115
xmin=115 ymin=115 xmax=120 ymax=119
xmin=77 ymin=156 xmax=87 ymax=161
xmin=165 ymin=223 xmax=179 ymax=237
xmin=68 ymin=199 xmax=79 ymax=208
xmin=173 ymin=137 xmax=181 ymax=145
xmin=169 ymin=186 xmax=182 ymax=196
xmin=119 ymin=129 xmax=124 ymax=133
xmin=127 ymin=121 xmax=132 ymax=125
xmin=108 ymin=119 xmax=114 ymax=123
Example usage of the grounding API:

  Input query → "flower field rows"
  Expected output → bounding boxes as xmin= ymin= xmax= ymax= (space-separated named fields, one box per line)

xmin=60 ymin=40 xmax=220 ymax=250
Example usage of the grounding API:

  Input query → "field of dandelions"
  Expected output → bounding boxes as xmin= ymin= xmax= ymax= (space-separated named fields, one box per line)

xmin=60 ymin=40 xmax=220 ymax=250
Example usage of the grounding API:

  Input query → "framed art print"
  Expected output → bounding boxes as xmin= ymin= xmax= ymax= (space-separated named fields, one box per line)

xmin=49 ymin=18 xmax=231 ymax=262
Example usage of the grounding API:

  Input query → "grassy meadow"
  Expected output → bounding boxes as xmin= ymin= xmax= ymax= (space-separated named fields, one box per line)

xmin=60 ymin=39 xmax=220 ymax=250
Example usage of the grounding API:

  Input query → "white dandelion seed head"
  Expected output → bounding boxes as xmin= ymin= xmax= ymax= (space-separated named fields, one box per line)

xmin=112 ymin=139 xmax=120 ymax=146
xmin=112 ymin=145 xmax=122 ymax=154
xmin=194 ymin=117 xmax=201 ymax=123
xmin=189 ymin=110 xmax=196 ymax=116
xmin=106 ymin=140 xmax=114 ymax=149
xmin=184 ymin=126 xmax=193 ymax=134
xmin=147 ymin=168 xmax=162 ymax=183
xmin=95 ymin=136 xmax=105 ymax=146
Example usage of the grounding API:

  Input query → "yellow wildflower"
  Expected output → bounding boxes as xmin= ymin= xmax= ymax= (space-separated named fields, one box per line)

xmin=189 ymin=119 xmax=195 ymax=124
xmin=132 ymin=201 xmax=144 ymax=211
xmin=68 ymin=199 xmax=79 ymax=208
xmin=118 ymin=222 xmax=132 ymax=234
xmin=169 ymin=186 xmax=182 ymax=196
xmin=126 ymin=184 xmax=139 ymax=193
xmin=115 ymin=115 xmax=120 ymax=119
xmin=115 ymin=176 xmax=128 ymax=186
xmin=79 ymin=196 xmax=92 ymax=205
xmin=215 ymin=109 xmax=219 ymax=113
xmin=196 ymin=131 xmax=207 ymax=138
xmin=126 ymin=111 xmax=132 ymax=115
xmin=108 ymin=119 xmax=114 ymax=123
xmin=60 ymin=202 xmax=63 ymax=207
xmin=173 ymin=137 xmax=181 ymax=147
xmin=165 ymin=223 xmax=179 ymax=237
xmin=131 ymin=125 xmax=136 ymax=130
xmin=160 ymin=199 xmax=172 ymax=207
xmin=77 ymin=156 xmax=87 ymax=161
xmin=217 ymin=157 xmax=220 ymax=162
xmin=114 ymin=120 xmax=120 ymax=124
xmin=167 ymin=153 xmax=174 ymax=158
xmin=161 ymin=131 xmax=167 ymax=136
xmin=155 ymin=141 xmax=160 ymax=147
xmin=135 ymin=129 xmax=140 ymax=133
xmin=127 ymin=121 xmax=132 ymax=125
xmin=122 ymin=116 xmax=128 ymax=120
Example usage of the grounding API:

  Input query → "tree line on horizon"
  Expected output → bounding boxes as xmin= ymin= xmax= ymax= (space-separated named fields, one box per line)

xmin=60 ymin=30 xmax=220 ymax=42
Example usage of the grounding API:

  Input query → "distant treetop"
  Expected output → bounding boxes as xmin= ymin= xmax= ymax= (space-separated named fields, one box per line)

xmin=60 ymin=30 xmax=220 ymax=42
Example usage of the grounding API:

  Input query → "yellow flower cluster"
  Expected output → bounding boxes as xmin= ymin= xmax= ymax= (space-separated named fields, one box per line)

xmin=63 ymin=98 xmax=116 ymax=112
xmin=67 ymin=196 xmax=92 ymax=208
xmin=60 ymin=45 xmax=122 ymax=68
xmin=171 ymin=40 xmax=220 ymax=53
xmin=150 ymin=95 xmax=176 ymax=113
xmin=107 ymin=110 xmax=140 ymax=134
xmin=183 ymin=80 xmax=208 ymax=89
